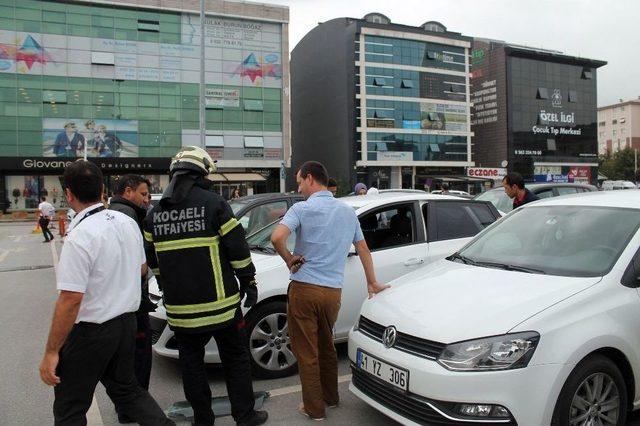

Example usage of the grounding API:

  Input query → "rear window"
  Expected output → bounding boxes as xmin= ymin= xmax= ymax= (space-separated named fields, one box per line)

xmin=427 ymin=201 xmax=498 ymax=242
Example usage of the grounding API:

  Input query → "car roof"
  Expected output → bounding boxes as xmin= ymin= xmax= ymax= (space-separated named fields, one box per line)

xmin=523 ymin=189 xmax=640 ymax=209
xmin=340 ymin=193 xmax=469 ymax=210
xmin=483 ymin=182 xmax=597 ymax=193
xmin=230 ymin=193 xmax=302 ymax=203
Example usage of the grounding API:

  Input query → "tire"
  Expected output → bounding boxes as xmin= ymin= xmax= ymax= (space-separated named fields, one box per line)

xmin=551 ymin=354 xmax=628 ymax=426
xmin=245 ymin=301 xmax=298 ymax=379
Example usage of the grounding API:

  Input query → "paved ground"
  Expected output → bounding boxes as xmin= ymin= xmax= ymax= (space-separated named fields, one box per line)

xmin=1 ymin=221 xmax=639 ymax=425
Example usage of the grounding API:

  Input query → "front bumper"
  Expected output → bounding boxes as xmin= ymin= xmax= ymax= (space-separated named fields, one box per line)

xmin=348 ymin=329 xmax=563 ymax=426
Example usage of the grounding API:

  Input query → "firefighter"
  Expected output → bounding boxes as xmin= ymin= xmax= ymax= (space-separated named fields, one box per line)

xmin=144 ymin=146 xmax=267 ymax=426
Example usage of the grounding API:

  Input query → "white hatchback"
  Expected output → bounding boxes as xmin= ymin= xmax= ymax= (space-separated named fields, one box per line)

xmin=150 ymin=193 xmax=501 ymax=378
xmin=349 ymin=190 xmax=640 ymax=426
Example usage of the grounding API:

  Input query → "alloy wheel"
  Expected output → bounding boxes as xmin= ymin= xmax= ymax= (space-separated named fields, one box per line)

xmin=249 ymin=312 xmax=296 ymax=372
xmin=569 ymin=372 xmax=620 ymax=426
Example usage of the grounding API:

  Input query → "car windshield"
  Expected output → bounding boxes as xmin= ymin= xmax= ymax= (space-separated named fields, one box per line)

xmin=245 ymin=220 xmax=296 ymax=254
xmin=475 ymin=189 xmax=513 ymax=213
xmin=456 ymin=206 xmax=640 ymax=277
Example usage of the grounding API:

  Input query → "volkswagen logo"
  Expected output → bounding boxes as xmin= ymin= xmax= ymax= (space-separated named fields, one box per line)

xmin=382 ymin=326 xmax=397 ymax=348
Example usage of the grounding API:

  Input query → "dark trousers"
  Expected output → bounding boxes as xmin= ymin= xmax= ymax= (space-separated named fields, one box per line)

xmin=174 ymin=309 xmax=256 ymax=425
xmin=39 ymin=217 xmax=54 ymax=241
xmin=134 ymin=311 xmax=153 ymax=390
xmin=53 ymin=313 xmax=174 ymax=426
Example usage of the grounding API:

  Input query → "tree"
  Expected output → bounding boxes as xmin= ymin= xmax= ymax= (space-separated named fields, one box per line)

xmin=599 ymin=147 xmax=637 ymax=181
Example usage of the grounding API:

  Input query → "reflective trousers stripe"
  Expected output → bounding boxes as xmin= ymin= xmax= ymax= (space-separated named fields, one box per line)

xmin=165 ymin=293 xmax=240 ymax=315
xmin=219 ymin=218 xmax=239 ymax=237
xmin=143 ymin=230 xmax=153 ymax=242
xmin=230 ymin=256 xmax=252 ymax=270
xmin=167 ymin=308 xmax=236 ymax=328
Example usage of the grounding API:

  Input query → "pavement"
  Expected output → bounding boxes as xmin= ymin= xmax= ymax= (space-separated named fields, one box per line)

xmin=1 ymin=221 xmax=639 ymax=425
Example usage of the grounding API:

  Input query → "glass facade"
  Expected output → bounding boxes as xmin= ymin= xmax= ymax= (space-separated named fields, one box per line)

xmin=357 ymin=32 xmax=470 ymax=166
xmin=0 ymin=0 xmax=284 ymax=160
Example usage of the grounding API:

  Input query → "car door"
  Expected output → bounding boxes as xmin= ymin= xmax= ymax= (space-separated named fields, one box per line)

xmin=241 ymin=200 xmax=289 ymax=236
xmin=335 ymin=201 xmax=427 ymax=338
xmin=424 ymin=200 xmax=500 ymax=263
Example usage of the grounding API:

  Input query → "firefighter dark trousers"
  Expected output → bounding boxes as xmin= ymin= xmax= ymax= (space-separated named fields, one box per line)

xmin=174 ymin=309 xmax=256 ymax=425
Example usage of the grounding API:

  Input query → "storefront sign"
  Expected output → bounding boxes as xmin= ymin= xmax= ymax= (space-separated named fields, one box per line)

xmin=0 ymin=157 xmax=170 ymax=173
xmin=377 ymin=152 xmax=412 ymax=162
xmin=206 ymin=148 xmax=224 ymax=160
xmin=467 ymin=167 xmax=506 ymax=178
xmin=264 ymin=148 xmax=282 ymax=159
xmin=534 ymin=174 xmax=574 ymax=183
xmin=205 ymin=89 xmax=240 ymax=108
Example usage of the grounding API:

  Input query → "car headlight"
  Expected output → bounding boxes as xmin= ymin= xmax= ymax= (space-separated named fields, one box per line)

xmin=437 ymin=331 xmax=539 ymax=371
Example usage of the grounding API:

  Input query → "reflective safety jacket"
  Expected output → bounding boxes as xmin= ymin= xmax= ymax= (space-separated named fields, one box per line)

xmin=143 ymin=180 xmax=255 ymax=333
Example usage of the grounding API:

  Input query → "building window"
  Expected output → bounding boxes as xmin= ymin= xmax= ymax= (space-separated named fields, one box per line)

xmin=536 ymin=87 xmax=549 ymax=100
xmin=568 ymin=90 xmax=578 ymax=103
xmin=138 ymin=20 xmax=160 ymax=32
xmin=373 ymin=77 xmax=386 ymax=86
xmin=244 ymin=136 xmax=264 ymax=148
xmin=598 ymin=121 xmax=606 ymax=127
xmin=42 ymin=90 xmax=67 ymax=104
xmin=401 ymin=79 xmax=414 ymax=89
xmin=244 ymin=100 xmax=264 ymax=111
xmin=581 ymin=68 xmax=593 ymax=79
xmin=450 ymin=84 xmax=464 ymax=93
xmin=613 ymin=130 xmax=616 ymax=136
xmin=547 ymin=139 xmax=556 ymax=151
xmin=426 ymin=51 xmax=437 ymax=60
xmin=620 ymin=117 xmax=626 ymax=124
xmin=373 ymin=110 xmax=391 ymax=119
xmin=91 ymin=52 xmax=115 ymax=65
xmin=205 ymin=135 xmax=224 ymax=148
xmin=427 ymin=112 xmax=439 ymax=121
xmin=612 ymin=119 xmax=617 ymax=125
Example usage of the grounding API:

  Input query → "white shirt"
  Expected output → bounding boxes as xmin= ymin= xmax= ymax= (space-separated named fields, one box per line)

xmin=57 ymin=203 xmax=145 ymax=324
xmin=38 ymin=201 xmax=55 ymax=218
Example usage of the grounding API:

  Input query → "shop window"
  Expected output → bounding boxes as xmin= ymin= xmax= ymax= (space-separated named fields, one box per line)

xmin=244 ymin=136 xmax=264 ymax=148
xmin=138 ymin=19 xmax=160 ymax=32
xmin=536 ymin=87 xmax=549 ymax=100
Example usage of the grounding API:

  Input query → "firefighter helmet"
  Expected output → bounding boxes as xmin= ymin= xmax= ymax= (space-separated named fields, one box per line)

xmin=170 ymin=146 xmax=216 ymax=175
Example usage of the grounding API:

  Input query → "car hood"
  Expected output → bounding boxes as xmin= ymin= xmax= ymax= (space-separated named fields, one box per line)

xmin=360 ymin=260 xmax=601 ymax=343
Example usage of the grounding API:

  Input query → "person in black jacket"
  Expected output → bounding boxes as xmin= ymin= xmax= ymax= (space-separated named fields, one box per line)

xmin=144 ymin=146 xmax=267 ymax=426
xmin=109 ymin=174 xmax=157 ymax=424
xmin=502 ymin=172 xmax=540 ymax=209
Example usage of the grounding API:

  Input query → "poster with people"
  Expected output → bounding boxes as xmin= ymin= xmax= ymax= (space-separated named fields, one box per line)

xmin=43 ymin=118 xmax=139 ymax=158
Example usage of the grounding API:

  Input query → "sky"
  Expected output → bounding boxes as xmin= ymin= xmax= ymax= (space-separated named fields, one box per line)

xmin=264 ymin=0 xmax=638 ymax=107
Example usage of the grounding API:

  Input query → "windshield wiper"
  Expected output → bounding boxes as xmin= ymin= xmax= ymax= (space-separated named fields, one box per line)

xmin=447 ymin=253 xmax=477 ymax=265
xmin=249 ymin=244 xmax=276 ymax=254
xmin=473 ymin=261 xmax=546 ymax=274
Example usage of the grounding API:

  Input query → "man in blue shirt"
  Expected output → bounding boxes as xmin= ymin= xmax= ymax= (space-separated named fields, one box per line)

xmin=271 ymin=161 xmax=388 ymax=420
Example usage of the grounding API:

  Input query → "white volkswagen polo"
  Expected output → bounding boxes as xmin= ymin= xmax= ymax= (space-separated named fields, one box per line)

xmin=150 ymin=193 xmax=501 ymax=378
xmin=349 ymin=190 xmax=640 ymax=426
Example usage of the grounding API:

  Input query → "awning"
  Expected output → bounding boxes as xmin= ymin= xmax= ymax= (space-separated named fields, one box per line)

xmin=222 ymin=173 xmax=266 ymax=182
xmin=208 ymin=173 xmax=227 ymax=182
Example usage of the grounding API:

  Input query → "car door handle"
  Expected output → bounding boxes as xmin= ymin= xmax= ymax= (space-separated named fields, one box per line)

xmin=404 ymin=258 xmax=424 ymax=266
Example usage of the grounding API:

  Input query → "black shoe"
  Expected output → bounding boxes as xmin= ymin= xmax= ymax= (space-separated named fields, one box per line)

xmin=238 ymin=410 xmax=268 ymax=426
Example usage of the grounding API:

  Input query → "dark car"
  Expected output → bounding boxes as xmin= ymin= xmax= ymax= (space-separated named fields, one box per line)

xmin=475 ymin=183 xmax=598 ymax=213
xmin=229 ymin=193 xmax=303 ymax=236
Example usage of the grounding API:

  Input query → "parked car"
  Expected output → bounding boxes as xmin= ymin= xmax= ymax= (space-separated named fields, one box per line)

xmin=602 ymin=180 xmax=637 ymax=191
xmin=430 ymin=189 xmax=472 ymax=198
xmin=475 ymin=182 xmax=597 ymax=213
xmin=349 ymin=190 xmax=640 ymax=426
xmin=150 ymin=193 xmax=501 ymax=378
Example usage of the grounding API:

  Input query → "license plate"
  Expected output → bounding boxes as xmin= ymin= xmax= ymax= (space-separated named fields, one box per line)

xmin=356 ymin=349 xmax=409 ymax=391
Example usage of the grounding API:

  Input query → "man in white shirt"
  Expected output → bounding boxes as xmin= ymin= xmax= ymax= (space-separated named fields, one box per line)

xmin=38 ymin=196 xmax=56 ymax=243
xmin=39 ymin=160 xmax=173 ymax=425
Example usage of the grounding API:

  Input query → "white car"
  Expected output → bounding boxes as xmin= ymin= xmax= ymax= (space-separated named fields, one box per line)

xmin=349 ymin=190 xmax=640 ymax=425
xmin=150 ymin=193 xmax=501 ymax=378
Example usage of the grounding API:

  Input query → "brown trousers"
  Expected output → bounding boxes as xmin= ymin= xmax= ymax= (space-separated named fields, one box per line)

xmin=288 ymin=281 xmax=342 ymax=419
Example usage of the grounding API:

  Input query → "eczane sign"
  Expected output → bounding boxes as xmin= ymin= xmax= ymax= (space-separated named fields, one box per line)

xmin=467 ymin=167 xmax=507 ymax=178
